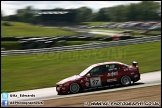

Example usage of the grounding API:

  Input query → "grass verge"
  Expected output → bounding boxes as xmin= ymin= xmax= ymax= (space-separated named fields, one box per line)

xmin=1 ymin=21 xmax=78 ymax=37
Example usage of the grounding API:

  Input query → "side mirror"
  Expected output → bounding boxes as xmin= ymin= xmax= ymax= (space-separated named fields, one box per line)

xmin=86 ymin=73 xmax=91 ymax=77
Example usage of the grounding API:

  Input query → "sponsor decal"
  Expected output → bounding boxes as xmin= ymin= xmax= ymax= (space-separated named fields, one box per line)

xmin=130 ymin=67 xmax=137 ymax=71
xmin=85 ymin=77 xmax=89 ymax=81
xmin=80 ymin=80 xmax=83 ymax=83
xmin=124 ymin=68 xmax=129 ymax=71
xmin=107 ymin=71 xmax=118 ymax=77
xmin=107 ymin=78 xmax=117 ymax=82
xmin=85 ymin=82 xmax=90 ymax=87
xmin=131 ymin=72 xmax=135 ymax=74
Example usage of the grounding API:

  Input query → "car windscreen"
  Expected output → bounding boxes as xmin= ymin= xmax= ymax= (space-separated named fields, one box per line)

xmin=79 ymin=66 xmax=93 ymax=76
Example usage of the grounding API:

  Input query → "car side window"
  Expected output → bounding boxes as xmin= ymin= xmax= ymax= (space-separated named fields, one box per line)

xmin=90 ymin=65 xmax=106 ymax=75
xmin=106 ymin=64 xmax=120 ymax=72
xmin=90 ymin=66 xmax=100 ymax=75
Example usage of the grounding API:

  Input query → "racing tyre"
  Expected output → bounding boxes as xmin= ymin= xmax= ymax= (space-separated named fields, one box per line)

xmin=120 ymin=75 xmax=131 ymax=86
xmin=70 ymin=83 xmax=80 ymax=94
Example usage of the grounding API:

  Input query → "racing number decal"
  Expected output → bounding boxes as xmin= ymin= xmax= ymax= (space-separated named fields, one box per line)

xmin=92 ymin=79 xmax=98 ymax=85
xmin=90 ymin=77 xmax=101 ymax=87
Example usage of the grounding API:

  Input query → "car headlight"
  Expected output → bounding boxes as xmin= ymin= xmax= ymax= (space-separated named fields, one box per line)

xmin=56 ymin=87 xmax=61 ymax=91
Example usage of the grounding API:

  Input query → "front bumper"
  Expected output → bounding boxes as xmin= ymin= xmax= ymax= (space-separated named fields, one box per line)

xmin=56 ymin=84 xmax=70 ymax=95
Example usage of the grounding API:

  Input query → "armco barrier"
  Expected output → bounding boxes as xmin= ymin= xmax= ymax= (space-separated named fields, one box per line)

xmin=1 ymin=35 xmax=161 ymax=56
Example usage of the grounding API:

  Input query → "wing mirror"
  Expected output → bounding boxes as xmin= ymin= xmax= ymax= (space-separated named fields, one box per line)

xmin=86 ymin=73 xmax=91 ymax=77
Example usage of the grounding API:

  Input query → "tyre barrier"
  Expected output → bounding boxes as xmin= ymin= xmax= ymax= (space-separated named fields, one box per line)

xmin=1 ymin=35 xmax=155 ymax=50
xmin=1 ymin=35 xmax=161 ymax=56
xmin=1 ymin=36 xmax=21 ymax=41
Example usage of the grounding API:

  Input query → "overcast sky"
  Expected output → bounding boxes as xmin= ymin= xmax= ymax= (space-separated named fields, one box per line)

xmin=1 ymin=1 xmax=161 ymax=16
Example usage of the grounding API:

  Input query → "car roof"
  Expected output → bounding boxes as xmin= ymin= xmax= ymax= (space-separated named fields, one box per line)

xmin=91 ymin=61 xmax=123 ymax=67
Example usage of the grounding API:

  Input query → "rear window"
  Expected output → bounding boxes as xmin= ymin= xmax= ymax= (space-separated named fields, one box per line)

xmin=122 ymin=63 xmax=129 ymax=67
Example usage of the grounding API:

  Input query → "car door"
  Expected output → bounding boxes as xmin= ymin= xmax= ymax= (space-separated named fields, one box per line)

xmin=106 ymin=64 xmax=120 ymax=83
xmin=87 ymin=65 xmax=107 ymax=88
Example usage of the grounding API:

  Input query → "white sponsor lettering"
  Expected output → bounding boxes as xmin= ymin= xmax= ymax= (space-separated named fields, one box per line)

xmin=124 ymin=68 xmax=128 ymax=71
xmin=107 ymin=72 xmax=118 ymax=77
xmin=107 ymin=78 xmax=117 ymax=82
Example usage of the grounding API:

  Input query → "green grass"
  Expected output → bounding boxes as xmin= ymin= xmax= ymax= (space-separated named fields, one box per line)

xmin=1 ymin=41 xmax=161 ymax=92
xmin=1 ymin=21 xmax=78 ymax=37
xmin=145 ymin=31 xmax=161 ymax=35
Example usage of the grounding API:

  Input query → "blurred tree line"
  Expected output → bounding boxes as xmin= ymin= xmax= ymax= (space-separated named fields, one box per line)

xmin=1 ymin=1 xmax=161 ymax=23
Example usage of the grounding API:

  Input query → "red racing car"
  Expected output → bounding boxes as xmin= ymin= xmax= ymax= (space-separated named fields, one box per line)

xmin=56 ymin=61 xmax=140 ymax=95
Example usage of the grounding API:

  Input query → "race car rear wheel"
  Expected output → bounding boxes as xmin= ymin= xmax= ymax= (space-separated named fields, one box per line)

xmin=120 ymin=75 xmax=131 ymax=86
xmin=70 ymin=83 xmax=80 ymax=94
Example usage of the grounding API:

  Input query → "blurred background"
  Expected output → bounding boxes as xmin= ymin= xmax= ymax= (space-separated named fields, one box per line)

xmin=1 ymin=1 xmax=161 ymax=92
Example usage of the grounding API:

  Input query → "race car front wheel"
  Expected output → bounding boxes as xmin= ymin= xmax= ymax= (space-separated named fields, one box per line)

xmin=120 ymin=75 xmax=131 ymax=86
xmin=70 ymin=83 xmax=80 ymax=94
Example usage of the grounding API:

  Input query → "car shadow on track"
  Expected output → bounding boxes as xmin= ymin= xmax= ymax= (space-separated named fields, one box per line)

xmin=79 ymin=82 xmax=145 ymax=94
